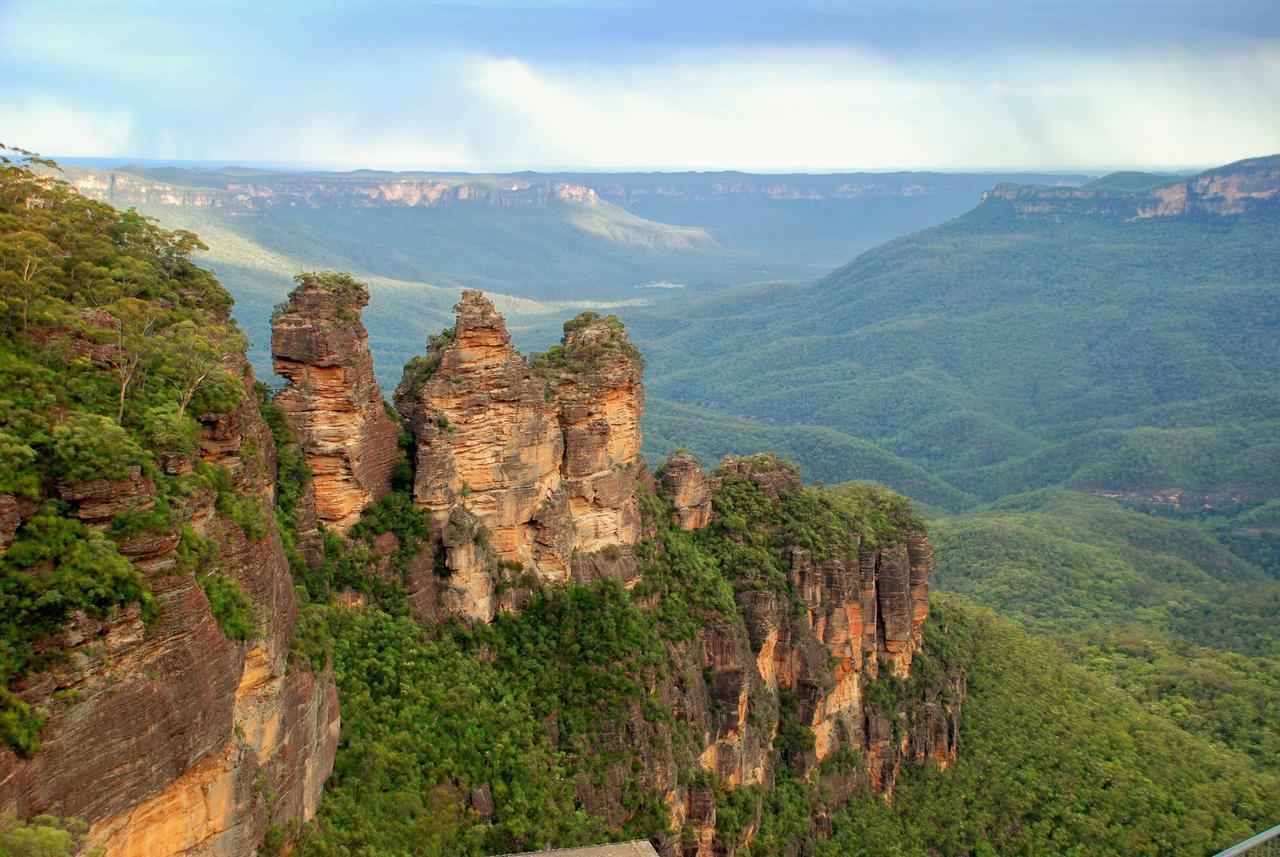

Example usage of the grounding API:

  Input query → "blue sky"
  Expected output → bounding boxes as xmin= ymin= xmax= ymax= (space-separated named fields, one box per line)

xmin=3 ymin=0 xmax=1278 ymax=171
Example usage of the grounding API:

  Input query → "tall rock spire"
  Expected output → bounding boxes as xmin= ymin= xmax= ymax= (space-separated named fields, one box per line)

xmin=271 ymin=272 xmax=400 ymax=533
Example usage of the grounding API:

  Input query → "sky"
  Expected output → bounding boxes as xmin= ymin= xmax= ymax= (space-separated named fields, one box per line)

xmin=2 ymin=0 xmax=1279 ymax=172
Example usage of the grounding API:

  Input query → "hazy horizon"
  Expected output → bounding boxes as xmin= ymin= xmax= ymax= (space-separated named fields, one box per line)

xmin=47 ymin=154 xmax=1237 ymax=177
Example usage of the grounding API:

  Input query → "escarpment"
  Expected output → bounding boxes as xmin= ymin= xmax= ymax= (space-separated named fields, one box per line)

xmin=0 ymin=362 xmax=338 ymax=857
xmin=984 ymin=154 xmax=1280 ymax=221
xmin=392 ymin=290 xmax=646 ymax=621
xmin=271 ymin=273 xmax=400 ymax=534
xmin=268 ymin=291 xmax=956 ymax=853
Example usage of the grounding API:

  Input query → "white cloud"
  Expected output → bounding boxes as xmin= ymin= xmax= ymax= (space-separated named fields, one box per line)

xmin=449 ymin=46 xmax=1280 ymax=170
xmin=0 ymin=95 xmax=137 ymax=157
xmin=2 ymin=6 xmax=1276 ymax=171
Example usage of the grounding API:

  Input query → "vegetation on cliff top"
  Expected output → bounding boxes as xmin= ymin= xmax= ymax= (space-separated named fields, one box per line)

xmin=0 ymin=151 xmax=263 ymax=753
xmin=530 ymin=310 xmax=645 ymax=375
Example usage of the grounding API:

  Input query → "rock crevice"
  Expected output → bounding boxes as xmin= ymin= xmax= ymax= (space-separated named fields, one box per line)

xmin=393 ymin=291 xmax=645 ymax=621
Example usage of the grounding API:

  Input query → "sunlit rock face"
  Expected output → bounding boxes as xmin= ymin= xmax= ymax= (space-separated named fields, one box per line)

xmin=984 ymin=155 xmax=1280 ymax=220
xmin=394 ymin=291 xmax=646 ymax=622
xmin=0 ymin=358 xmax=339 ymax=857
xmin=271 ymin=274 xmax=400 ymax=534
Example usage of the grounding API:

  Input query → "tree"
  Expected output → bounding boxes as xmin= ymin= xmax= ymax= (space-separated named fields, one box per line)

xmin=0 ymin=230 xmax=61 ymax=333
xmin=153 ymin=320 xmax=245 ymax=421
xmin=100 ymin=298 xmax=158 ymax=424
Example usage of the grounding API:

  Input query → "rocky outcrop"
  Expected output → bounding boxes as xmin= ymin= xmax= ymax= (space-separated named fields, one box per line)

xmin=0 ymin=359 xmax=339 ymax=857
xmin=642 ymin=454 xmax=962 ymax=855
xmin=656 ymin=452 xmax=717 ymax=530
xmin=393 ymin=291 xmax=645 ymax=621
xmin=272 ymin=273 xmax=400 ymax=533
xmin=984 ymin=155 xmax=1280 ymax=221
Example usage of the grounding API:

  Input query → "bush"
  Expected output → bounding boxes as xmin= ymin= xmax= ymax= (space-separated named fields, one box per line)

xmin=199 ymin=574 xmax=257 ymax=642
xmin=48 ymin=414 xmax=146 ymax=485
xmin=142 ymin=404 xmax=198 ymax=455
xmin=0 ymin=813 xmax=102 ymax=857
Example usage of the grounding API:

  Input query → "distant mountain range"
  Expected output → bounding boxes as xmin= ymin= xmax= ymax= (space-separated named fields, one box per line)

xmin=61 ymin=162 xmax=1093 ymax=381
xmin=634 ymin=155 xmax=1280 ymax=513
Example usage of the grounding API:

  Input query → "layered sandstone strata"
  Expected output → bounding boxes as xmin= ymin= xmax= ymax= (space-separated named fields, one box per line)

xmin=0 ymin=358 xmax=339 ymax=857
xmin=647 ymin=454 xmax=961 ymax=855
xmin=394 ymin=291 xmax=645 ymax=621
xmin=271 ymin=273 xmax=400 ymax=533
xmin=984 ymin=154 xmax=1280 ymax=221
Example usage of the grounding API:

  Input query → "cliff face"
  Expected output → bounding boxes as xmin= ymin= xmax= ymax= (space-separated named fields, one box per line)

xmin=392 ymin=291 xmax=645 ymax=622
xmin=596 ymin=453 xmax=962 ymax=856
xmin=271 ymin=274 xmax=400 ymax=534
xmin=0 ymin=360 xmax=339 ymax=857
xmin=984 ymin=155 xmax=1280 ymax=221
xmin=65 ymin=167 xmax=1088 ymax=214
xmin=68 ymin=170 xmax=603 ymax=211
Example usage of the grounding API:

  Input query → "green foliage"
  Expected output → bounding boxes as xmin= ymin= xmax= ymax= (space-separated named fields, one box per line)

xmin=931 ymin=490 xmax=1280 ymax=769
xmin=175 ymin=523 xmax=257 ymax=641
xmin=0 ymin=157 xmax=266 ymax=751
xmin=197 ymin=461 xmax=270 ymax=542
xmin=0 ymin=813 xmax=103 ymax=857
xmin=198 ymin=573 xmax=257 ymax=642
xmin=47 ymin=414 xmax=146 ymax=485
xmin=397 ymin=326 xmax=455 ymax=394
xmin=531 ymin=311 xmax=644 ymax=374
xmin=297 ymin=490 xmax=433 ymax=607
xmin=810 ymin=597 xmax=1280 ymax=857
xmin=0 ymin=431 xmax=39 ymax=499
xmin=293 ymin=271 xmax=366 ymax=294
xmin=296 ymin=593 xmax=660 ymax=855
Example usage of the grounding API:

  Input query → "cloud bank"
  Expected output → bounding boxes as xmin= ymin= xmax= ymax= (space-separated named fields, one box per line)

xmin=2 ymin=1 xmax=1277 ymax=170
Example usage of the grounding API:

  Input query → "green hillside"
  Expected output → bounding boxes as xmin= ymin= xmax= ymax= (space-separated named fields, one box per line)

xmin=66 ymin=165 xmax=1088 ymax=387
xmin=626 ymin=161 xmax=1280 ymax=529
xmin=930 ymin=490 xmax=1280 ymax=767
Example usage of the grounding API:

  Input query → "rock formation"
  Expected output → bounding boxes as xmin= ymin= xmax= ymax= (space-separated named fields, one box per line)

xmin=0 ymin=279 xmax=958 ymax=857
xmin=984 ymin=154 xmax=1280 ymax=221
xmin=393 ymin=291 xmax=645 ymax=621
xmin=0 ymin=357 xmax=339 ymax=857
xmin=656 ymin=451 xmax=717 ymax=530
xmin=626 ymin=453 xmax=961 ymax=855
xmin=271 ymin=273 xmax=400 ymax=533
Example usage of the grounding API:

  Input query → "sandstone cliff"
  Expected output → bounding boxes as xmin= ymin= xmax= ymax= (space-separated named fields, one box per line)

xmin=392 ymin=291 xmax=645 ymax=622
xmin=983 ymin=155 xmax=1280 ymax=221
xmin=634 ymin=454 xmax=960 ymax=855
xmin=271 ymin=273 xmax=400 ymax=534
xmin=0 ymin=358 xmax=339 ymax=856
xmin=68 ymin=170 xmax=606 ymax=212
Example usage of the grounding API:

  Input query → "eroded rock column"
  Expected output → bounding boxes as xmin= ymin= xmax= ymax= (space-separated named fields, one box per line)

xmin=271 ymin=273 xmax=400 ymax=533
